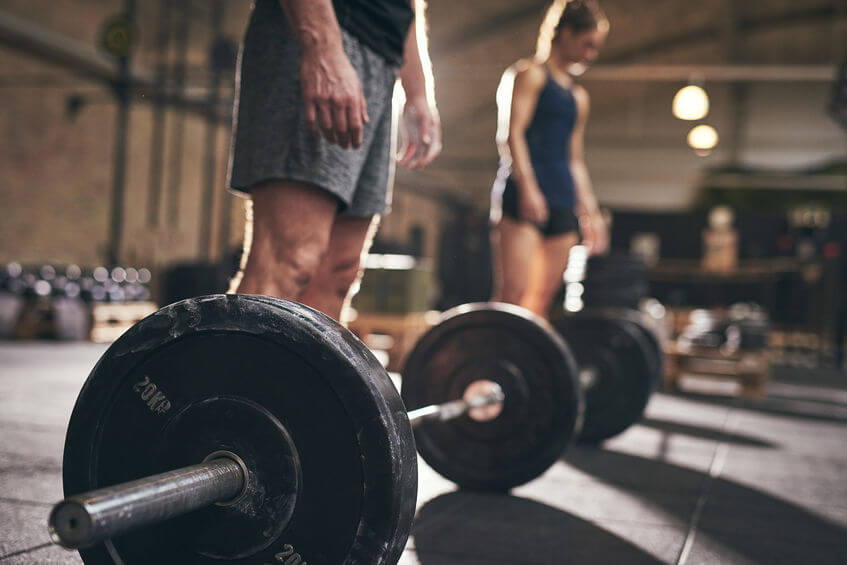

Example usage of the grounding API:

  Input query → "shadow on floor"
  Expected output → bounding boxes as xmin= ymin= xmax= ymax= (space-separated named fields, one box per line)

xmin=667 ymin=364 xmax=847 ymax=424
xmin=769 ymin=365 xmax=847 ymax=388
xmin=639 ymin=417 xmax=777 ymax=448
xmin=566 ymin=446 xmax=847 ymax=565
xmin=671 ymin=390 xmax=847 ymax=424
xmin=413 ymin=491 xmax=664 ymax=565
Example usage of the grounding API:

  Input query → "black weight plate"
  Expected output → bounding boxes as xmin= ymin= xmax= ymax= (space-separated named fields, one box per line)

xmin=62 ymin=294 xmax=416 ymax=565
xmin=582 ymin=280 xmax=647 ymax=297
xmin=614 ymin=310 xmax=665 ymax=383
xmin=555 ymin=313 xmax=657 ymax=443
xmin=582 ymin=274 xmax=648 ymax=291
xmin=402 ymin=303 xmax=582 ymax=491
xmin=585 ymin=254 xmax=647 ymax=274
xmin=582 ymin=307 xmax=665 ymax=383
xmin=581 ymin=286 xmax=648 ymax=309
xmin=582 ymin=277 xmax=648 ymax=294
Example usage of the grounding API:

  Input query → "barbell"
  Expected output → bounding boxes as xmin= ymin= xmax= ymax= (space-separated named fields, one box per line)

xmin=48 ymin=294 xmax=659 ymax=564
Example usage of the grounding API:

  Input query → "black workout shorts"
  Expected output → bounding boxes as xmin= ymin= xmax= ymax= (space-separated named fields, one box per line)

xmin=499 ymin=178 xmax=580 ymax=238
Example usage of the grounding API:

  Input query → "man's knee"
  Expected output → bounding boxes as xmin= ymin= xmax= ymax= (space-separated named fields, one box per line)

xmin=315 ymin=253 xmax=363 ymax=299
xmin=246 ymin=184 xmax=337 ymax=289
xmin=271 ymin=240 xmax=329 ymax=290
xmin=245 ymin=225 xmax=330 ymax=290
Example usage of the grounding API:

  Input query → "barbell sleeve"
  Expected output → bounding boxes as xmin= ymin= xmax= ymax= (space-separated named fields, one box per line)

xmin=48 ymin=456 xmax=246 ymax=550
xmin=408 ymin=385 xmax=505 ymax=427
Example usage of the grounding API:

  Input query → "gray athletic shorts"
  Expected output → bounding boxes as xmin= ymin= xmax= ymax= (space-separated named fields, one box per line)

xmin=227 ymin=1 xmax=399 ymax=217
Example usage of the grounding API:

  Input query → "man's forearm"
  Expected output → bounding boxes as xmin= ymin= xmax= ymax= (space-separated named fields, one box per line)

xmin=279 ymin=0 xmax=343 ymax=53
xmin=278 ymin=0 xmax=368 ymax=148
xmin=398 ymin=0 xmax=435 ymax=104
xmin=395 ymin=0 xmax=441 ymax=167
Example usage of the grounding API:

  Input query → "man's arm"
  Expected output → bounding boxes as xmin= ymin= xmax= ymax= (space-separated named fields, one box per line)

xmin=279 ymin=0 xmax=369 ymax=149
xmin=397 ymin=0 xmax=441 ymax=169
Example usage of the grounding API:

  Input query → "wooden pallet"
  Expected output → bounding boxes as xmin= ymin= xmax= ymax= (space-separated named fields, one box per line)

xmin=90 ymin=301 xmax=158 ymax=343
xmin=664 ymin=342 xmax=769 ymax=399
xmin=346 ymin=310 xmax=439 ymax=372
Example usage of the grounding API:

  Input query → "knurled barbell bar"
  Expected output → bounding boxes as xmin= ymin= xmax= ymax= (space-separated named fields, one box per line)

xmin=49 ymin=383 xmax=507 ymax=550
xmin=48 ymin=295 xmax=658 ymax=564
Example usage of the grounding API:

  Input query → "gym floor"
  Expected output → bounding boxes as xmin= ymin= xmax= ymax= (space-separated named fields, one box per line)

xmin=1 ymin=343 xmax=846 ymax=564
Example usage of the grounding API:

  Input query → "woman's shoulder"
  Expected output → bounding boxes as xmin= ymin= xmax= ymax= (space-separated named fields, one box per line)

xmin=511 ymin=59 xmax=548 ymax=88
xmin=571 ymin=83 xmax=590 ymax=104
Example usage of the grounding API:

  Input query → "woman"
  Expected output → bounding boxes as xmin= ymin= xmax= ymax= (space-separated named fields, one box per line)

xmin=491 ymin=0 xmax=609 ymax=318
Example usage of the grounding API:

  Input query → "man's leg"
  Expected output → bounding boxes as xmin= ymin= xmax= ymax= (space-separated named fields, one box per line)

xmin=230 ymin=180 xmax=339 ymax=299
xmin=299 ymin=215 xmax=381 ymax=320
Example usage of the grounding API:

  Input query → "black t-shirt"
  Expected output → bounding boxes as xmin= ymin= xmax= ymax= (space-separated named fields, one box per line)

xmin=333 ymin=0 xmax=413 ymax=66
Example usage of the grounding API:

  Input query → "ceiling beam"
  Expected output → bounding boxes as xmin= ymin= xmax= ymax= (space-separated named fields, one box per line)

xmin=0 ymin=10 xmax=230 ymax=121
xmin=0 ymin=10 xmax=121 ymax=82
xmin=434 ymin=63 xmax=836 ymax=83
xmin=604 ymin=4 xmax=836 ymax=63
xmin=580 ymin=64 xmax=837 ymax=82
xmin=438 ymin=1 xmax=548 ymax=52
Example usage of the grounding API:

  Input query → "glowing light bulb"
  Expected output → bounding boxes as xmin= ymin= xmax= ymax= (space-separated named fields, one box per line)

xmin=687 ymin=124 xmax=719 ymax=155
xmin=673 ymin=85 xmax=709 ymax=120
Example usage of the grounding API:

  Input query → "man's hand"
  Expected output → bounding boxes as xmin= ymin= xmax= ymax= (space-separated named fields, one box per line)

xmin=397 ymin=96 xmax=441 ymax=169
xmin=300 ymin=46 xmax=369 ymax=149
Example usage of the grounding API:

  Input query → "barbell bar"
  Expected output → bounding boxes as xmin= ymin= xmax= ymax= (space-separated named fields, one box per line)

xmin=49 ymin=454 xmax=247 ymax=550
xmin=49 ymin=380 xmax=507 ymax=550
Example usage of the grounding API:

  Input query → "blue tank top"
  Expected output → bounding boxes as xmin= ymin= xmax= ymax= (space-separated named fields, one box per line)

xmin=508 ymin=69 xmax=578 ymax=208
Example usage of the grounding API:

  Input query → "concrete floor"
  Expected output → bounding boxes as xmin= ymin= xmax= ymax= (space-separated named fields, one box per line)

xmin=1 ymin=342 xmax=846 ymax=564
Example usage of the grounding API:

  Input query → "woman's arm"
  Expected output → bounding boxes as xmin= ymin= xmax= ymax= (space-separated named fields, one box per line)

xmin=508 ymin=62 xmax=549 ymax=224
xmin=570 ymin=85 xmax=608 ymax=253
